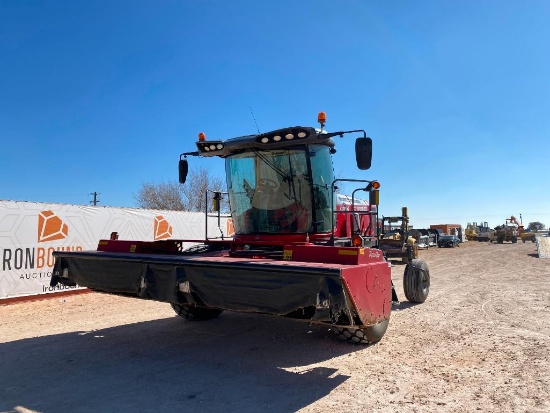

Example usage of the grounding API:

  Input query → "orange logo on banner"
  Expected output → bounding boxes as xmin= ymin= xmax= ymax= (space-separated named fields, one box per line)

xmin=154 ymin=215 xmax=173 ymax=240
xmin=38 ymin=210 xmax=69 ymax=242
xmin=226 ymin=218 xmax=235 ymax=237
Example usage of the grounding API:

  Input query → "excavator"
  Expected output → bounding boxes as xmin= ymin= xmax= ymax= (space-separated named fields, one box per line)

xmin=506 ymin=216 xmax=537 ymax=242
xmin=505 ymin=215 xmax=537 ymax=243
xmin=493 ymin=216 xmax=523 ymax=244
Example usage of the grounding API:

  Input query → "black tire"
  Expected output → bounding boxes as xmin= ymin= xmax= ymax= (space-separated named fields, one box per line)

xmin=171 ymin=303 xmax=224 ymax=321
xmin=403 ymin=258 xmax=430 ymax=303
xmin=332 ymin=317 xmax=390 ymax=345
xmin=512 ymin=237 xmax=518 ymax=243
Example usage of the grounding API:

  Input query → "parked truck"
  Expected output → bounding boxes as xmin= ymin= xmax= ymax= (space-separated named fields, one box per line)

xmin=50 ymin=113 xmax=430 ymax=345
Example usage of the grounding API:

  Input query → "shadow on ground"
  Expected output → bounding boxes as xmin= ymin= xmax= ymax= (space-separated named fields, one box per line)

xmin=0 ymin=312 xmax=367 ymax=413
xmin=388 ymin=259 xmax=407 ymax=266
xmin=392 ymin=301 xmax=422 ymax=311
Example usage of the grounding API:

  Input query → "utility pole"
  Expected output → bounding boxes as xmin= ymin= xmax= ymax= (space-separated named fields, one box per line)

xmin=89 ymin=192 xmax=100 ymax=206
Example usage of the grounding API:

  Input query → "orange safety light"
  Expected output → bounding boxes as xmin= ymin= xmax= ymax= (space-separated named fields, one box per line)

xmin=317 ymin=112 xmax=327 ymax=125
xmin=371 ymin=181 xmax=381 ymax=190
xmin=352 ymin=235 xmax=363 ymax=247
xmin=198 ymin=132 xmax=206 ymax=141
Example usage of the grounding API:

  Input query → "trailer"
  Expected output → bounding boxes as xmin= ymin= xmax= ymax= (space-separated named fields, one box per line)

xmin=51 ymin=113 xmax=430 ymax=344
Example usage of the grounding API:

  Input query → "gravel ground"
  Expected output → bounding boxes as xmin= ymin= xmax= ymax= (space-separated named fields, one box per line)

xmin=1 ymin=241 xmax=549 ymax=413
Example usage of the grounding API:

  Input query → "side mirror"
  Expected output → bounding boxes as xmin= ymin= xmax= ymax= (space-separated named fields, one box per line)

xmin=212 ymin=191 xmax=221 ymax=212
xmin=178 ymin=159 xmax=188 ymax=184
xmin=355 ymin=137 xmax=372 ymax=170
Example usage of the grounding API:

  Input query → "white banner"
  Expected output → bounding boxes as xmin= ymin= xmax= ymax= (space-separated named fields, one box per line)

xmin=0 ymin=201 xmax=231 ymax=300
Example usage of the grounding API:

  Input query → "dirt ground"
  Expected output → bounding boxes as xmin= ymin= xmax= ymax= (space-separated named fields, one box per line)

xmin=1 ymin=241 xmax=549 ymax=413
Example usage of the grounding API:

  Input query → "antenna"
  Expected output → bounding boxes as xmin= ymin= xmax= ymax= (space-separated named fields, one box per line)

xmin=249 ymin=106 xmax=261 ymax=134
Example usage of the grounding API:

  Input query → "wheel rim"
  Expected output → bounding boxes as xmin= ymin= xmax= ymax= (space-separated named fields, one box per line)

xmin=419 ymin=269 xmax=429 ymax=294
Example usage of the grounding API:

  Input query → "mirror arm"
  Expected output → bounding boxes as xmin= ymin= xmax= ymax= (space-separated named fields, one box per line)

xmin=318 ymin=129 xmax=367 ymax=140
xmin=180 ymin=151 xmax=199 ymax=159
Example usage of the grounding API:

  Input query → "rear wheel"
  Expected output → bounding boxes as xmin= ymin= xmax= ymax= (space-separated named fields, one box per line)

xmin=332 ymin=317 xmax=390 ymax=345
xmin=171 ymin=303 xmax=224 ymax=321
xmin=403 ymin=258 xmax=430 ymax=303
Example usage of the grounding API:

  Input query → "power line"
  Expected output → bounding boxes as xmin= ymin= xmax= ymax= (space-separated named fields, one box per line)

xmin=89 ymin=192 xmax=100 ymax=206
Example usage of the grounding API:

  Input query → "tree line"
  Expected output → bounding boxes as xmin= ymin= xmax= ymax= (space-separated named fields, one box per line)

xmin=133 ymin=167 xmax=228 ymax=212
xmin=527 ymin=221 xmax=546 ymax=231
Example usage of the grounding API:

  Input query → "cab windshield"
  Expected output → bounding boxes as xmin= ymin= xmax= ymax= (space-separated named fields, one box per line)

xmin=226 ymin=145 xmax=334 ymax=235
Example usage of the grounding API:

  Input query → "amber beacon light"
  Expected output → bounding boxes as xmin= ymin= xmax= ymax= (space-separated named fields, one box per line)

xmin=317 ymin=112 xmax=327 ymax=128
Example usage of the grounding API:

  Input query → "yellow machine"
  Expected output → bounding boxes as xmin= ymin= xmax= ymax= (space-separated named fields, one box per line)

xmin=493 ymin=216 xmax=522 ymax=244
xmin=520 ymin=231 xmax=536 ymax=243
xmin=379 ymin=207 xmax=418 ymax=263
xmin=465 ymin=222 xmax=478 ymax=241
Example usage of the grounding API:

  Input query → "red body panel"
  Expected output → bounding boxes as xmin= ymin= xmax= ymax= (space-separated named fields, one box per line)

xmin=335 ymin=195 xmax=375 ymax=238
xmin=341 ymin=262 xmax=392 ymax=325
xmin=283 ymin=244 xmax=391 ymax=325
xmin=282 ymin=244 xmax=384 ymax=265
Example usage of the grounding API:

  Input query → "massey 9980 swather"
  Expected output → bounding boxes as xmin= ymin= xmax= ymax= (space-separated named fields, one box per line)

xmin=51 ymin=113 xmax=430 ymax=344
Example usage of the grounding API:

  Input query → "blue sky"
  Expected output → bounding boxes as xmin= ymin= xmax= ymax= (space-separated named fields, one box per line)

xmin=1 ymin=0 xmax=549 ymax=229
